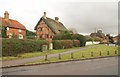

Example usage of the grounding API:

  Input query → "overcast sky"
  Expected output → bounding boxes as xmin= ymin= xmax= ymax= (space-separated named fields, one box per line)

xmin=0 ymin=0 xmax=118 ymax=36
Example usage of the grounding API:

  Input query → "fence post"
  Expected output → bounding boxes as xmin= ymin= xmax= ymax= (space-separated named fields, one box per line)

xmin=59 ymin=53 xmax=61 ymax=60
xmin=107 ymin=51 xmax=109 ymax=55
xmin=99 ymin=51 xmax=102 ymax=56
xmin=45 ymin=54 xmax=48 ymax=61
xmin=82 ymin=52 xmax=84 ymax=58
xmin=71 ymin=53 xmax=74 ymax=59
xmin=115 ymin=50 xmax=117 ymax=54
xmin=91 ymin=52 xmax=93 ymax=57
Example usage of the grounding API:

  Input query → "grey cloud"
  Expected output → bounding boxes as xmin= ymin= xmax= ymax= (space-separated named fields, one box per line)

xmin=51 ymin=2 xmax=118 ymax=35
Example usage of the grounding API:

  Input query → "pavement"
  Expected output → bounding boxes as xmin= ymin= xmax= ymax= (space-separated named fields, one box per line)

xmin=2 ymin=45 xmax=97 ymax=68
xmin=2 ymin=56 xmax=118 ymax=75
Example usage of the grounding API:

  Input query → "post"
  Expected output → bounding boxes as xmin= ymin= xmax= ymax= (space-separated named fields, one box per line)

xmin=107 ymin=51 xmax=109 ymax=55
xmin=115 ymin=50 xmax=117 ymax=54
xmin=82 ymin=52 xmax=84 ymax=58
xmin=59 ymin=53 xmax=61 ymax=60
xmin=99 ymin=51 xmax=102 ymax=56
xmin=71 ymin=53 xmax=74 ymax=59
xmin=91 ymin=52 xmax=93 ymax=57
xmin=45 ymin=54 xmax=48 ymax=61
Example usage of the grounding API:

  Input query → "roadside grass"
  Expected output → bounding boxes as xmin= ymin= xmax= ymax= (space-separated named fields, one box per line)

xmin=26 ymin=44 xmax=119 ymax=65
xmin=1 ymin=46 xmax=90 ymax=61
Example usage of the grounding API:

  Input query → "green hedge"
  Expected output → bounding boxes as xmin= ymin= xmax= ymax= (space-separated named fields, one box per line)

xmin=2 ymin=39 xmax=48 ymax=56
xmin=53 ymin=34 xmax=86 ymax=47
xmin=52 ymin=40 xmax=80 ymax=49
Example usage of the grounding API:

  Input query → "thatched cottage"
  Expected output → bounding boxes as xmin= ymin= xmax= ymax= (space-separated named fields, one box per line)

xmin=34 ymin=12 xmax=68 ymax=42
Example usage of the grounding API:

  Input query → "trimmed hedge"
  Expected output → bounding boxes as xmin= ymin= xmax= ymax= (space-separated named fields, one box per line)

xmin=52 ymin=40 xmax=80 ymax=49
xmin=73 ymin=40 xmax=80 ymax=47
xmin=2 ymin=39 xmax=48 ymax=56
xmin=53 ymin=34 xmax=86 ymax=47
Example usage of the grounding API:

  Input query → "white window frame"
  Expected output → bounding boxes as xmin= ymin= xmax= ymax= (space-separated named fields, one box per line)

xmin=6 ymin=27 xmax=9 ymax=30
xmin=18 ymin=29 xmax=22 ymax=32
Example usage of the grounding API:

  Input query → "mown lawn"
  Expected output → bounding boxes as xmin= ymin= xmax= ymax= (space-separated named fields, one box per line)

xmin=26 ymin=44 xmax=119 ymax=65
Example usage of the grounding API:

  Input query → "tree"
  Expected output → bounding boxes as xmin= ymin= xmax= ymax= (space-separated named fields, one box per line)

xmin=1 ymin=27 xmax=7 ymax=38
xmin=71 ymin=34 xmax=86 ymax=47
xmin=26 ymin=30 xmax=36 ymax=36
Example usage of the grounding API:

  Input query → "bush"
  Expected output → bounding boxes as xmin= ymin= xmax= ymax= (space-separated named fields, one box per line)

xmin=52 ymin=40 xmax=80 ymax=49
xmin=1 ymin=27 xmax=7 ymax=38
xmin=53 ymin=33 xmax=86 ymax=47
xmin=26 ymin=36 xmax=35 ymax=39
xmin=2 ymin=39 xmax=48 ymax=56
xmin=71 ymin=34 xmax=86 ymax=47
xmin=73 ymin=40 xmax=80 ymax=47
xmin=86 ymin=36 xmax=101 ymax=42
xmin=26 ymin=30 xmax=36 ymax=36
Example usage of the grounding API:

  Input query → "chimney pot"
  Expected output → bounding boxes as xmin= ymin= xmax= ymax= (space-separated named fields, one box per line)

xmin=43 ymin=12 xmax=46 ymax=19
xmin=4 ymin=11 xmax=9 ymax=19
xmin=55 ymin=17 xmax=59 ymax=21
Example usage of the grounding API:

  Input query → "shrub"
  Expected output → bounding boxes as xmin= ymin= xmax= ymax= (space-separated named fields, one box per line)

xmin=71 ymin=34 xmax=86 ymax=47
xmin=52 ymin=40 xmax=63 ymax=49
xmin=1 ymin=27 xmax=7 ymax=38
xmin=53 ymin=33 xmax=86 ymax=47
xmin=26 ymin=36 xmax=35 ymax=39
xmin=73 ymin=40 xmax=80 ymax=47
xmin=26 ymin=30 xmax=36 ymax=36
xmin=2 ymin=38 xmax=48 ymax=56
xmin=52 ymin=40 xmax=79 ymax=49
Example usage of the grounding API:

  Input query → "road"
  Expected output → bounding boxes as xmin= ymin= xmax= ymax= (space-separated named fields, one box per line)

xmin=2 ymin=57 xmax=118 ymax=75
xmin=2 ymin=45 xmax=97 ymax=67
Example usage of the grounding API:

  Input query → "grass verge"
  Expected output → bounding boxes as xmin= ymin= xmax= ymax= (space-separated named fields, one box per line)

xmin=26 ymin=44 xmax=119 ymax=65
xmin=1 ymin=45 xmax=93 ymax=61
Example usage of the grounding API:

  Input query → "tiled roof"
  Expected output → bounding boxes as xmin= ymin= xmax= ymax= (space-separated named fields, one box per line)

xmin=34 ymin=17 xmax=68 ymax=34
xmin=1 ymin=18 xmax=26 ymax=30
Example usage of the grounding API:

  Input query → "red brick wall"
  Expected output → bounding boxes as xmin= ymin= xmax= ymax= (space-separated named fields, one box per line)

xmin=36 ymin=20 xmax=54 ymax=42
xmin=6 ymin=27 xmax=26 ymax=38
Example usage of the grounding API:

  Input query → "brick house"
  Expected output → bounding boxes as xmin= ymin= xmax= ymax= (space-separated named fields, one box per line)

xmin=113 ymin=34 xmax=120 ymax=44
xmin=34 ymin=12 xmax=68 ymax=42
xmin=1 ymin=11 xmax=26 ymax=39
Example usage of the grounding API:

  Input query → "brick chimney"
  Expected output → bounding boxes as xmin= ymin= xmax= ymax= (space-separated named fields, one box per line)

xmin=55 ymin=17 xmax=59 ymax=22
xmin=4 ymin=11 xmax=9 ymax=19
xmin=43 ymin=12 xmax=46 ymax=19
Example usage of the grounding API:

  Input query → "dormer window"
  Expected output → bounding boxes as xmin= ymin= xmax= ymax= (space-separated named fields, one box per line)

xmin=18 ymin=29 xmax=22 ymax=32
xmin=6 ymin=27 xmax=9 ymax=30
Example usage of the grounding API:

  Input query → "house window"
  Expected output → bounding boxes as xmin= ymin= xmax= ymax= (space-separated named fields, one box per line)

xmin=45 ymin=34 xmax=48 ymax=38
xmin=6 ymin=27 xmax=9 ymax=30
xmin=39 ymin=28 xmax=42 ymax=31
xmin=8 ymin=33 xmax=12 ymax=38
xmin=40 ymin=35 xmax=43 ymax=38
xmin=18 ymin=29 xmax=22 ymax=32
xmin=38 ymin=27 xmax=42 ymax=31
xmin=18 ymin=34 xmax=23 ymax=39
xmin=50 ymin=36 xmax=53 ymax=38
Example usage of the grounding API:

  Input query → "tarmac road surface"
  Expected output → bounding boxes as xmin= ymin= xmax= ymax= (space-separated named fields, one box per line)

xmin=2 ymin=56 xmax=118 ymax=75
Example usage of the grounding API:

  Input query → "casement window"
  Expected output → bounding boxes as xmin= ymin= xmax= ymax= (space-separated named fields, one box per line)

xmin=18 ymin=34 xmax=23 ymax=39
xmin=18 ymin=29 xmax=22 ymax=32
xmin=38 ymin=27 xmax=42 ymax=31
xmin=39 ymin=28 xmax=42 ymax=31
xmin=50 ymin=36 xmax=53 ymax=38
xmin=6 ymin=27 xmax=9 ymax=30
xmin=40 ymin=35 xmax=43 ymax=38
xmin=45 ymin=34 xmax=49 ymax=38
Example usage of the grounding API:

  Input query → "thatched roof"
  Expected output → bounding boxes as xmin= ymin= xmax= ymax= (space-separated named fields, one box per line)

xmin=34 ymin=17 xmax=68 ymax=34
